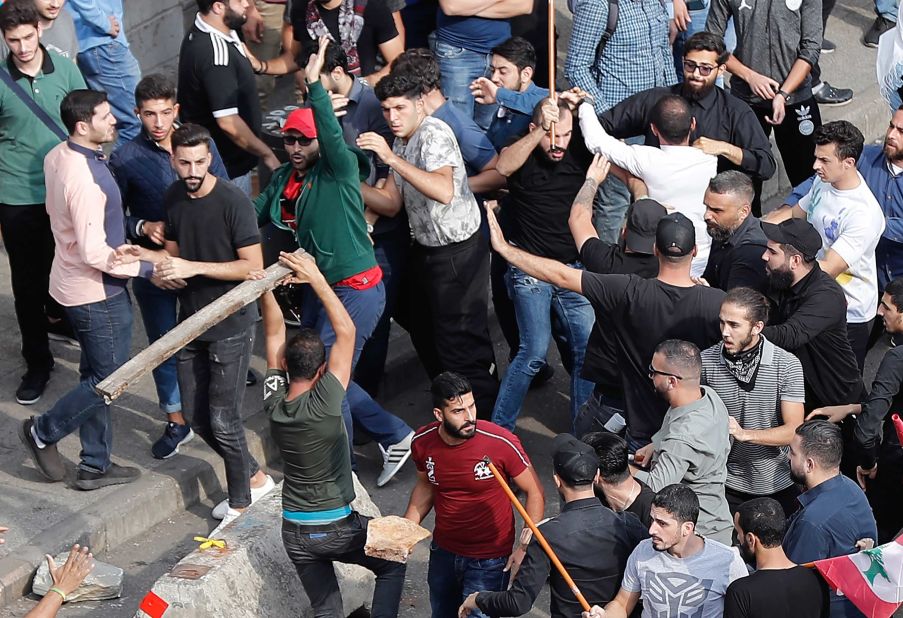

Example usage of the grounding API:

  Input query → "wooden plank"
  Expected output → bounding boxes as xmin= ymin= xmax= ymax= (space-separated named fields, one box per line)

xmin=95 ymin=254 xmax=301 ymax=403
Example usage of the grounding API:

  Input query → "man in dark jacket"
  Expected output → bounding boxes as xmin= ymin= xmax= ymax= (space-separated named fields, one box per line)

xmin=460 ymin=434 xmax=647 ymax=617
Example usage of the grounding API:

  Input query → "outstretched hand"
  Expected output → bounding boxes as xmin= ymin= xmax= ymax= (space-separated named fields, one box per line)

xmin=48 ymin=544 xmax=94 ymax=597
xmin=484 ymin=201 xmax=508 ymax=255
xmin=586 ymin=153 xmax=611 ymax=185
xmin=305 ymin=35 xmax=331 ymax=83
xmin=278 ymin=251 xmax=324 ymax=285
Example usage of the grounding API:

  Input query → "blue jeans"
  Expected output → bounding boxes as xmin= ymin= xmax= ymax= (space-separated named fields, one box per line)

xmin=301 ymin=283 xmax=412 ymax=449
xmin=34 ymin=291 xmax=133 ymax=473
xmin=877 ymin=0 xmax=897 ymax=21
xmin=230 ymin=172 xmax=253 ymax=197
xmin=132 ymin=277 xmax=181 ymax=413
xmin=492 ymin=264 xmax=595 ymax=431
xmin=593 ymin=174 xmax=632 ymax=244
xmin=432 ymin=37 xmax=498 ymax=130
xmin=428 ymin=543 xmax=509 ymax=618
xmin=77 ymin=41 xmax=141 ymax=149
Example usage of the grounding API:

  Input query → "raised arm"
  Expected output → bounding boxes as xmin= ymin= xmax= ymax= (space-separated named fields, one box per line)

xmin=496 ymin=98 xmax=556 ymax=177
xmin=357 ymin=132 xmax=455 ymax=204
xmin=569 ymin=154 xmax=610 ymax=251
xmin=262 ymin=290 xmax=287 ymax=370
xmin=438 ymin=0 xmax=531 ymax=18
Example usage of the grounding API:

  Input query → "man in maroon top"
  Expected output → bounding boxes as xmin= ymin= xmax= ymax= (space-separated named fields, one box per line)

xmin=405 ymin=371 xmax=545 ymax=618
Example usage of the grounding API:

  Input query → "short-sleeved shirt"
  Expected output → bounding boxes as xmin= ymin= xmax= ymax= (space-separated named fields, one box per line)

xmin=290 ymin=0 xmax=398 ymax=77
xmin=701 ymin=337 xmax=805 ymax=495
xmin=798 ymin=174 xmax=885 ymax=323
xmin=622 ymin=538 xmax=748 ymax=618
xmin=432 ymin=102 xmax=497 ymax=177
xmin=264 ymin=369 xmax=356 ymax=513
xmin=177 ymin=14 xmax=262 ymax=179
xmin=392 ymin=116 xmax=481 ymax=247
xmin=411 ymin=420 xmax=530 ymax=558
xmin=164 ymin=179 xmax=260 ymax=340
xmin=579 ymin=273 xmax=724 ymax=442
xmin=724 ymin=566 xmax=829 ymax=618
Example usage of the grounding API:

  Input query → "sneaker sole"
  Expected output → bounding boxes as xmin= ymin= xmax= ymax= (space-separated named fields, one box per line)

xmin=377 ymin=449 xmax=413 ymax=487
xmin=154 ymin=428 xmax=195 ymax=460
xmin=816 ymin=97 xmax=854 ymax=107
xmin=74 ymin=474 xmax=140 ymax=491
xmin=16 ymin=393 xmax=42 ymax=405
xmin=17 ymin=420 xmax=64 ymax=482
xmin=864 ymin=40 xmax=880 ymax=48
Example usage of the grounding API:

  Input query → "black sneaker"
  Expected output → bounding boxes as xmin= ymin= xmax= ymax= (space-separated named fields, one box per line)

xmin=814 ymin=82 xmax=853 ymax=106
xmin=18 ymin=417 xmax=65 ymax=481
xmin=16 ymin=369 xmax=51 ymax=405
xmin=821 ymin=39 xmax=836 ymax=53
xmin=151 ymin=422 xmax=194 ymax=459
xmin=46 ymin=318 xmax=79 ymax=348
xmin=74 ymin=463 xmax=141 ymax=490
xmin=246 ymin=369 xmax=258 ymax=386
xmin=865 ymin=15 xmax=895 ymax=47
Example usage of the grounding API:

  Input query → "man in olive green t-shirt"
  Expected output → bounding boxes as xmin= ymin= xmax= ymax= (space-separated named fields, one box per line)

xmin=261 ymin=250 xmax=405 ymax=617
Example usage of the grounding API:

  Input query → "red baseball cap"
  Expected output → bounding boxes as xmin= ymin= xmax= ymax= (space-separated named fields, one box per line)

xmin=282 ymin=108 xmax=317 ymax=138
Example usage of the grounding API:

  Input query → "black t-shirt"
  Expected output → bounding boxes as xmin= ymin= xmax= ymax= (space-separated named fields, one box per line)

xmin=600 ymin=479 xmax=655 ymax=529
xmin=505 ymin=133 xmax=593 ymax=263
xmin=724 ymin=566 xmax=829 ymax=618
xmin=580 ymin=272 xmax=725 ymax=442
xmin=579 ymin=238 xmax=658 ymax=390
xmin=164 ymin=179 xmax=261 ymax=341
xmin=291 ymin=0 xmax=398 ymax=77
xmin=177 ymin=24 xmax=262 ymax=179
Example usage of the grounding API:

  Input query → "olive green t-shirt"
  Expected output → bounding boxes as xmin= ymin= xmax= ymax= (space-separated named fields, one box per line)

xmin=264 ymin=368 xmax=356 ymax=512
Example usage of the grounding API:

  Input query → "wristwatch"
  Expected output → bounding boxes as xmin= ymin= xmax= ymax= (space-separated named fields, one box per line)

xmin=777 ymin=89 xmax=791 ymax=101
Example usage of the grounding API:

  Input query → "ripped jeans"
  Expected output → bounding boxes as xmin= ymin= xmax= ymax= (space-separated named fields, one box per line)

xmin=177 ymin=325 xmax=260 ymax=509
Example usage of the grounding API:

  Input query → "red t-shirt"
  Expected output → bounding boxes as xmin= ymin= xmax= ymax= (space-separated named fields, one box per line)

xmin=411 ymin=420 xmax=531 ymax=559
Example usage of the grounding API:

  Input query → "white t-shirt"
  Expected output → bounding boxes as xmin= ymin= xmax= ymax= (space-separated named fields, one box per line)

xmin=622 ymin=537 xmax=748 ymax=618
xmin=799 ymin=174 xmax=885 ymax=323
xmin=579 ymin=104 xmax=718 ymax=277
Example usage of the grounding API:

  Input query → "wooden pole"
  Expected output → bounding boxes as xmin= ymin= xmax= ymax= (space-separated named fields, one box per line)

xmin=482 ymin=457 xmax=592 ymax=612
xmin=95 ymin=253 xmax=303 ymax=404
xmin=547 ymin=0 xmax=556 ymax=145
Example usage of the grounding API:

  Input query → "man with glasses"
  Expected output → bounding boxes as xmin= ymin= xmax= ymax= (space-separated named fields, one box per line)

xmin=632 ymin=339 xmax=733 ymax=545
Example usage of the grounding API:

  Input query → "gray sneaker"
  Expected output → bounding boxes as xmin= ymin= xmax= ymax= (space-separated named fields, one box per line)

xmin=74 ymin=463 xmax=141 ymax=491
xmin=18 ymin=417 xmax=65 ymax=481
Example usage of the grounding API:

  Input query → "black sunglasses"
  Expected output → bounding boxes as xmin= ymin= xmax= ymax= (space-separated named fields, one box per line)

xmin=648 ymin=364 xmax=684 ymax=380
xmin=683 ymin=60 xmax=717 ymax=77
xmin=283 ymin=134 xmax=314 ymax=146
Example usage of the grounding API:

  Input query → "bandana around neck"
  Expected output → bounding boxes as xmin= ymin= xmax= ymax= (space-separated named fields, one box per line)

xmin=306 ymin=0 xmax=367 ymax=75
xmin=721 ymin=337 xmax=764 ymax=390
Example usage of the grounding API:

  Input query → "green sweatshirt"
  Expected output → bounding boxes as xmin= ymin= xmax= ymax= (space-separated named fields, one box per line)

xmin=254 ymin=81 xmax=376 ymax=285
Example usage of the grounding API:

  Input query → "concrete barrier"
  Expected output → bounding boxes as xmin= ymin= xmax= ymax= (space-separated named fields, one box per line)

xmin=136 ymin=475 xmax=380 ymax=617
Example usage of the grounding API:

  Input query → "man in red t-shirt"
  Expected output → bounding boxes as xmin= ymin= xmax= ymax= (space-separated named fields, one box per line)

xmin=405 ymin=372 xmax=545 ymax=618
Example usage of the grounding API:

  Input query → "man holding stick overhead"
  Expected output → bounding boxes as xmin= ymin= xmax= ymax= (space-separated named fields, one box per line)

xmin=405 ymin=371 xmax=545 ymax=618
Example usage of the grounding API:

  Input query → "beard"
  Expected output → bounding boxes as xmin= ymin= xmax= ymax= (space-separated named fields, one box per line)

xmin=182 ymin=175 xmax=206 ymax=193
xmin=789 ymin=464 xmax=807 ymax=486
xmin=884 ymin=140 xmax=903 ymax=165
xmin=442 ymin=418 xmax=476 ymax=440
xmin=681 ymin=78 xmax=715 ymax=102
xmin=224 ymin=7 xmax=247 ymax=30
xmin=767 ymin=266 xmax=795 ymax=291
xmin=706 ymin=221 xmax=734 ymax=243
xmin=738 ymin=539 xmax=756 ymax=564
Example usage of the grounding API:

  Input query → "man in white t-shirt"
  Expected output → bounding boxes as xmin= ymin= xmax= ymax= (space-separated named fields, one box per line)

xmin=765 ymin=120 xmax=885 ymax=370
xmin=583 ymin=484 xmax=747 ymax=618
xmin=577 ymin=94 xmax=718 ymax=277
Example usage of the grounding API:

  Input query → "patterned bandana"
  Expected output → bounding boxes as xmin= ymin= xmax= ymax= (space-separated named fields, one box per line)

xmin=306 ymin=0 xmax=367 ymax=76
xmin=720 ymin=338 xmax=764 ymax=390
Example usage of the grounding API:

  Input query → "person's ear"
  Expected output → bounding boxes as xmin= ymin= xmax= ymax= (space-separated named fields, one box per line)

xmin=521 ymin=66 xmax=534 ymax=85
xmin=432 ymin=407 xmax=443 ymax=423
xmin=751 ymin=320 xmax=764 ymax=337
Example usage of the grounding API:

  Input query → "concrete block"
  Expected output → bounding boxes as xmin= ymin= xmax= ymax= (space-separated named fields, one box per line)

xmin=136 ymin=475 xmax=380 ymax=617
xmin=32 ymin=554 xmax=123 ymax=602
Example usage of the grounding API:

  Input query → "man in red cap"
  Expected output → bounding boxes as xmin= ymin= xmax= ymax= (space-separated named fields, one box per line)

xmin=254 ymin=38 xmax=414 ymax=487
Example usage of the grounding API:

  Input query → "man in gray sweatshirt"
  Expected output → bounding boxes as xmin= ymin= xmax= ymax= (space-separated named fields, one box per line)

xmin=633 ymin=338 xmax=733 ymax=545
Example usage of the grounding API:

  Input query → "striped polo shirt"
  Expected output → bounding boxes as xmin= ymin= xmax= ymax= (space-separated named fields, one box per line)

xmin=701 ymin=337 xmax=805 ymax=495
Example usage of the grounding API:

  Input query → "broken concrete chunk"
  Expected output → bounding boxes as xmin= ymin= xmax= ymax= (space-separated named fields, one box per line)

xmin=32 ymin=553 xmax=123 ymax=602
xmin=365 ymin=515 xmax=431 ymax=563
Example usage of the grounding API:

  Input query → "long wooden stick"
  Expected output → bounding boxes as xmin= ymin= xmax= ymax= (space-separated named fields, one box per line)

xmin=483 ymin=457 xmax=591 ymax=612
xmin=95 ymin=252 xmax=304 ymax=403
xmin=547 ymin=0 xmax=556 ymax=145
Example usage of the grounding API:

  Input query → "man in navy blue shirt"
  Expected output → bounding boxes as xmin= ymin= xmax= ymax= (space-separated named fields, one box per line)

xmin=784 ymin=420 xmax=876 ymax=618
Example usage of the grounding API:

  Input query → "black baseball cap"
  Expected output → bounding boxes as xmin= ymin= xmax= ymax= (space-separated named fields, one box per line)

xmin=761 ymin=219 xmax=823 ymax=260
xmin=655 ymin=212 xmax=696 ymax=257
xmin=625 ymin=199 xmax=668 ymax=255
xmin=552 ymin=434 xmax=599 ymax=485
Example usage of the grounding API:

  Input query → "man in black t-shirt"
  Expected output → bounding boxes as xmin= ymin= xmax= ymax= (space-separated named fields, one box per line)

xmin=583 ymin=432 xmax=655 ymax=528
xmin=486 ymin=207 xmax=724 ymax=450
xmin=158 ymin=124 xmax=271 ymax=533
xmin=178 ymin=0 xmax=280 ymax=192
xmin=491 ymin=98 xmax=595 ymax=432
xmin=726 ymin=497 xmax=829 ymax=618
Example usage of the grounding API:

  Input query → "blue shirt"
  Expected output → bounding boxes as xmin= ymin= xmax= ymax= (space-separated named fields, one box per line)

xmin=435 ymin=12 xmax=510 ymax=53
xmin=432 ymin=102 xmax=497 ymax=176
xmin=66 ymin=0 xmax=129 ymax=50
xmin=783 ymin=474 xmax=877 ymax=618
xmin=487 ymin=82 xmax=549 ymax=151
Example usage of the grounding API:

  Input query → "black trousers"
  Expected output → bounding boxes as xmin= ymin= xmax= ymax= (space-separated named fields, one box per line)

xmin=0 ymin=204 xmax=65 ymax=372
xmin=752 ymin=96 xmax=822 ymax=190
xmin=408 ymin=232 xmax=499 ymax=417
xmin=847 ymin=319 xmax=874 ymax=374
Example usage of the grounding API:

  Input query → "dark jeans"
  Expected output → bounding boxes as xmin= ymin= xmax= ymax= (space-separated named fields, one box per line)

xmin=847 ymin=319 xmax=874 ymax=374
xmin=428 ymin=542 xmax=509 ymax=618
xmin=178 ymin=325 xmax=260 ymax=509
xmin=408 ymin=233 xmax=499 ymax=418
xmin=282 ymin=512 xmax=406 ymax=618
xmin=34 ymin=291 xmax=133 ymax=473
xmin=132 ymin=277 xmax=181 ymax=413
xmin=491 ymin=244 xmax=520 ymax=356
xmin=0 ymin=203 xmax=65 ymax=373
xmin=752 ymin=97 xmax=821 ymax=189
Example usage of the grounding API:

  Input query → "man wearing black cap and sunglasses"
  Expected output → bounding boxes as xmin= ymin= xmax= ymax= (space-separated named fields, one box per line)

xmin=760 ymin=218 xmax=863 ymax=411
xmin=459 ymin=434 xmax=647 ymax=618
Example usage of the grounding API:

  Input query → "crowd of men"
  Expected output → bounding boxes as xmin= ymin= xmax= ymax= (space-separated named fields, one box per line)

xmin=3 ymin=0 xmax=903 ymax=616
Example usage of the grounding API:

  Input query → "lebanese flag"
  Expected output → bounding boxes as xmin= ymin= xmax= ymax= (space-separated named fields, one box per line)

xmin=811 ymin=537 xmax=903 ymax=618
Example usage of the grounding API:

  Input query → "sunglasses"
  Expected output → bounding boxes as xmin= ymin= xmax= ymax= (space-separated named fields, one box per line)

xmin=648 ymin=364 xmax=684 ymax=380
xmin=683 ymin=60 xmax=718 ymax=77
xmin=283 ymin=134 xmax=315 ymax=146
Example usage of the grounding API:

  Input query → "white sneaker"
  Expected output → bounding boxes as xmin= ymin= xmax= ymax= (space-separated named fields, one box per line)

xmin=376 ymin=431 xmax=414 ymax=487
xmin=209 ymin=508 xmax=241 ymax=538
xmin=211 ymin=474 xmax=275 ymax=520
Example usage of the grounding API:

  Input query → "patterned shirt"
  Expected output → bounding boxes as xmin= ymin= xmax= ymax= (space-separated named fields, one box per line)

xmin=392 ymin=116 xmax=481 ymax=247
xmin=565 ymin=0 xmax=677 ymax=114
